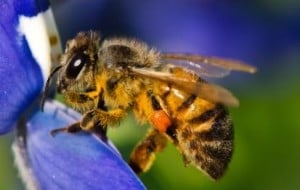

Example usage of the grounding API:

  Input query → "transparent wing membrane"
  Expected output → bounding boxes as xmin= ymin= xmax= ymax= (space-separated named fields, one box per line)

xmin=161 ymin=59 xmax=231 ymax=78
xmin=161 ymin=53 xmax=257 ymax=78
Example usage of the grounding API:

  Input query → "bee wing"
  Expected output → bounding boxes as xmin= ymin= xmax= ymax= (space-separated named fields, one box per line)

xmin=131 ymin=68 xmax=239 ymax=107
xmin=161 ymin=53 xmax=257 ymax=78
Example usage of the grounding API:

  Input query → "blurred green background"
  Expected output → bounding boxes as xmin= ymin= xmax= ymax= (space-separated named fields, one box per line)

xmin=1 ymin=0 xmax=300 ymax=189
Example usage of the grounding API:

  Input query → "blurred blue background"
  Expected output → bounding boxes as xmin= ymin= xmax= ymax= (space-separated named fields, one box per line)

xmin=1 ymin=0 xmax=300 ymax=189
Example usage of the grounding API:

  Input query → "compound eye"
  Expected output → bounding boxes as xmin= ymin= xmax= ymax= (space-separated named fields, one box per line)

xmin=66 ymin=53 xmax=89 ymax=79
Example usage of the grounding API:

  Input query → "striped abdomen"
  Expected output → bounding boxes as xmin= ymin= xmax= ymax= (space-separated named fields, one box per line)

xmin=162 ymin=85 xmax=234 ymax=180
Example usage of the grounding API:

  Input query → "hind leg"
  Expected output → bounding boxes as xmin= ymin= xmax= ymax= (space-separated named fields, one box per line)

xmin=129 ymin=128 xmax=168 ymax=174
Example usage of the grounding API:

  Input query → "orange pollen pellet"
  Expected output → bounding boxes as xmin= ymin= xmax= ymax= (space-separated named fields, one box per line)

xmin=150 ymin=110 xmax=172 ymax=133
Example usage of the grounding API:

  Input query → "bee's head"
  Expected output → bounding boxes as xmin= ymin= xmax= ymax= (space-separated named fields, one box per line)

xmin=57 ymin=31 xmax=100 ymax=93
xmin=41 ymin=32 xmax=100 ymax=110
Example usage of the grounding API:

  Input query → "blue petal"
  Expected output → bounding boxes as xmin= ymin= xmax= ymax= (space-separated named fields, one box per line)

xmin=0 ymin=0 xmax=57 ymax=134
xmin=13 ymin=0 xmax=49 ymax=17
xmin=22 ymin=100 xmax=145 ymax=190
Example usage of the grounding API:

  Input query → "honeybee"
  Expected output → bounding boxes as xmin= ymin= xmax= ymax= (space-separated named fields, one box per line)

xmin=42 ymin=31 xmax=256 ymax=180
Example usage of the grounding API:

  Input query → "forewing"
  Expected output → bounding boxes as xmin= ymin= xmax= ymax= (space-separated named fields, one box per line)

xmin=131 ymin=68 xmax=239 ymax=107
xmin=161 ymin=53 xmax=257 ymax=78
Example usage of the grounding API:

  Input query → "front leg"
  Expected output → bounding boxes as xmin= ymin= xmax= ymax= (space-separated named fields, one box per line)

xmin=50 ymin=108 xmax=125 ymax=136
xmin=80 ymin=108 xmax=125 ymax=130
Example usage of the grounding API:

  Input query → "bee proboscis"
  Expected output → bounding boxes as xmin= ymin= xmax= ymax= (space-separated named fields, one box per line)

xmin=42 ymin=31 xmax=256 ymax=180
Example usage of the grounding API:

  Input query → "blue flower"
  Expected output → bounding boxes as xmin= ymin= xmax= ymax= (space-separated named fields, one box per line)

xmin=0 ymin=0 xmax=45 ymax=133
xmin=0 ymin=0 xmax=145 ymax=189
xmin=14 ymin=100 xmax=145 ymax=190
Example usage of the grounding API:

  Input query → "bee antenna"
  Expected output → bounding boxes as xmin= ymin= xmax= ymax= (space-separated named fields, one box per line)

xmin=40 ymin=65 xmax=63 ymax=112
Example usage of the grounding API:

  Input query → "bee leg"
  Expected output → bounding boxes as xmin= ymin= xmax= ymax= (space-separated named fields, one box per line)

xmin=49 ymin=120 xmax=108 ymax=142
xmin=129 ymin=128 xmax=167 ymax=174
xmin=50 ymin=122 xmax=81 ymax=137
xmin=50 ymin=108 xmax=124 ymax=138
xmin=90 ymin=125 xmax=108 ymax=142
xmin=80 ymin=108 xmax=125 ymax=131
